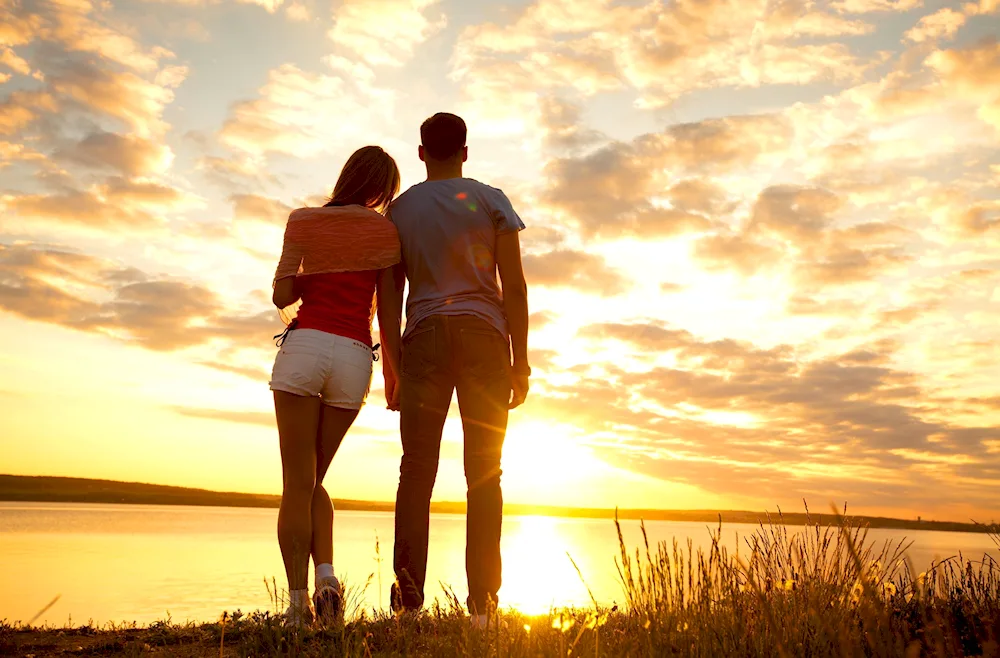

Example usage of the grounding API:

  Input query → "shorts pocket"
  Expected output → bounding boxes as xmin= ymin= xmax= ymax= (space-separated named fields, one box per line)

xmin=277 ymin=331 xmax=319 ymax=356
xmin=270 ymin=347 xmax=322 ymax=396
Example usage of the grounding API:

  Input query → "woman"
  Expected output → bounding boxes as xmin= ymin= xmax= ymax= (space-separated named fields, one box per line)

xmin=269 ymin=145 xmax=403 ymax=626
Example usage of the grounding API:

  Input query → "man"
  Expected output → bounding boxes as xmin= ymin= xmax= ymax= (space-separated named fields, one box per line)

xmin=378 ymin=112 xmax=530 ymax=625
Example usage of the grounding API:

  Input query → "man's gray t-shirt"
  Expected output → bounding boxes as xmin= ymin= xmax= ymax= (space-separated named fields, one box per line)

xmin=389 ymin=178 xmax=525 ymax=339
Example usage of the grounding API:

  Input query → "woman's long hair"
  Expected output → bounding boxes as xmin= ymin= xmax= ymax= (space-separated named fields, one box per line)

xmin=325 ymin=146 xmax=400 ymax=214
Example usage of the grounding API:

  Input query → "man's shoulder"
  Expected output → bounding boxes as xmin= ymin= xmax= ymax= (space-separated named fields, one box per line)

xmin=387 ymin=183 xmax=426 ymax=224
xmin=391 ymin=182 xmax=426 ymax=207
xmin=464 ymin=178 xmax=507 ymax=198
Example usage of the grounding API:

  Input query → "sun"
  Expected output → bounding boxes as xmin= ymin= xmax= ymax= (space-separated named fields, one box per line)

xmin=501 ymin=421 xmax=612 ymax=506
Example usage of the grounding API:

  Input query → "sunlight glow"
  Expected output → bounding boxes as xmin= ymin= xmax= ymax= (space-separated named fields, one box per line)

xmin=499 ymin=516 xmax=590 ymax=615
xmin=502 ymin=421 xmax=609 ymax=496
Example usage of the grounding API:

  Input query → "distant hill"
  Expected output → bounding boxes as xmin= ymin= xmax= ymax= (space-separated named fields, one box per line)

xmin=0 ymin=474 xmax=993 ymax=534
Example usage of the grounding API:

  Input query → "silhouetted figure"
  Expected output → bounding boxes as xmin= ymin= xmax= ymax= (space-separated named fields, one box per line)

xmin=380 ymin=113 xmax=531 ymax=626
xmin=269 ymin=146 xmax=402 ymax=627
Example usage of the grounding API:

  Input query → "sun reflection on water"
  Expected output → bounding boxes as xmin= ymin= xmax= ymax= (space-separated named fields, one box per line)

xmin=499 ymin=515 xmax=592 ymax=614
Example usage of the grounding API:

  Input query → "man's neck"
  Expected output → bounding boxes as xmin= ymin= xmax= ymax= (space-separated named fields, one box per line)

xmin=424 ymin=161 xmax=463 ymax=182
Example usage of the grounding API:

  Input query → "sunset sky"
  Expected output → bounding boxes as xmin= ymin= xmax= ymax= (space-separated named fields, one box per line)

xmin=2 ymin=0 xmax=999 ymax=522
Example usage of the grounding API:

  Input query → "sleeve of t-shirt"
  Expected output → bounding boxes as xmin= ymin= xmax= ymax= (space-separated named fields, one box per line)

xmin=487 ymin=187 xmax=526 ymax=235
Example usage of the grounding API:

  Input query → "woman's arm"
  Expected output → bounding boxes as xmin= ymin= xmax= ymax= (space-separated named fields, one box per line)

xmin=272 ymin=276 xmax=301 ymax=309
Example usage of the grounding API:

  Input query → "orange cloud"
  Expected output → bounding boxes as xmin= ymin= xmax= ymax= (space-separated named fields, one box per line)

xmin=328 ymin=0 xmax=445 ymax=68
xmin=521 ymin=249 xmax=629 ymax=296
xmin=454 ymin=0 xmax=880 ymax=118
xmin=230 ymin=194 xmax=293 ymax=224
xmin=4 ymin=189 xmax=158 ymax=229
xmin=219 ymin=64 xmax=392 ymax=156
xmin=57 ymin=132 xmax=174 ymax=177
xmin=0 ymin=243 xmax=281 ymax=351
xmin=831 ymin=0 xmax=922 ymax=12
xmin=541 ymin=113 xmax=791 ymax=237
xmin=0 ymin=45 xmax=32 ymax=75
xmin=904 ymin=7 xmax=967 ymax=43
xmin=0 ymin=90 xmax=57 ymax=135
xmin=557 ymin=322 xmax=1000 ymax=512
xmin=49 ymin=60 xmax=186 ymax=138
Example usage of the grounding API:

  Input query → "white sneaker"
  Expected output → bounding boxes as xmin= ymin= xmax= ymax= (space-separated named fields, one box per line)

xmin=313 ymin=578 xmax=344 ymax=625
xmin=283 ymin=602 xmax=314 ymax=629
xmin=470 ymin=613 xmax=489 ymax=630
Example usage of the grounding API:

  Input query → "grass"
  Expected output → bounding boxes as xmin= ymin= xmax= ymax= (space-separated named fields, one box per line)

xmin=3 ymin=504 xmax=999 ymax=657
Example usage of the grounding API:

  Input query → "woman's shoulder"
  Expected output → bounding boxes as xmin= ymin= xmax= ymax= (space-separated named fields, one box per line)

xmin=289 ymin=204 xmax=382 ymax=220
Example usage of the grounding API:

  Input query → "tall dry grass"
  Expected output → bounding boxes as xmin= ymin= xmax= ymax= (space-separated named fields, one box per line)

xmin=614 ymin=505 xmax=1000 ymax=656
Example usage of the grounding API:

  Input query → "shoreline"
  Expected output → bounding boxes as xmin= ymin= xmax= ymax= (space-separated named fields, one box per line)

xmin=1 ymin=474 xmax=993 ymax=534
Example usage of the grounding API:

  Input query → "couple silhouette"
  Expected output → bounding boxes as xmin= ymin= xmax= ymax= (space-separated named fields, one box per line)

xmin=268 ymin=112 xmax=531 ymax=628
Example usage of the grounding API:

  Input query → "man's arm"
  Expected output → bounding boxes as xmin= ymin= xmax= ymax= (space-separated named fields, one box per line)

xmin=496 ymin=230 xmax=529 ymax=408
xmin=376 ymin=264 xmax=406 ymax=410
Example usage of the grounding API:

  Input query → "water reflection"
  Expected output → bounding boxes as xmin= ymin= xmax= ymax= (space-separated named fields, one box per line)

xmin=501 ymin=516 xmax=591 ymax=614
xmin=1 ymin=503 xmax=996 ymax=625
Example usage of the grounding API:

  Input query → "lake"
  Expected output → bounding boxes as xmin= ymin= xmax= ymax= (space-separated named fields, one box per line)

xmin=1 ymin=502 xmax=996 ymax=626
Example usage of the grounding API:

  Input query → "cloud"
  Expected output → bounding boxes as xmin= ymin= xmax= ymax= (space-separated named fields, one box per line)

xmin=521 ymin=249 xmax=629 ymax=296
xmin=328 ymin=0 xmax=445 ymax=68
xmin=953 ymin=200 xmax=1000 ymax=235
xmin=452 ymin=0 xmax=880 ymax=119
xmin=538 ymin=97 xmax=605 ymax=154
xmin=924 ymin=38 xmax=1000 ymax=132
xmin=1 ymin=46 xmax=32 ymax=76
xmin=0 ymin=90 xmax=58 ymax=135
xmin=794 ymin=243 xmax=912 ymax=287
xmin=0 ymin=243 xmax=282 ymax=351
xmin=197 ymin=361 xmax=270 ymax=381
xmin=3 ymin=175 xmax=201 ymax=229
xmin=196 ymin=154 xmax=277 ymax=191
xmin=0 ymin=0 xmax=190 ymax=165
xmin=0 ymin=140 xmax=45 ymax=167
xmin=47 ymin=56 xmax=187 ymax=139
xmin=219 ymin=63 xmax=392 ymax=156
xmin=541 ymin=113 xmax=791 ymax=237
xmin=693 ymin=233 xmax=780 ymax=277
xmin=668 ymin=179 xmax=732 ymax=216
xmin=172 ymin=407 xmax=275 ymax=426
xmin=285 ymin=1 xmax=309 ymax=21
xmin=3 ymin=0 xmax=175 ymax=74
xmin=231 ymin=194 xmax=292 ymax=224
xmin=787 ymin=294 xmax=865 ymax=317
xmin=57 ymin=131 xmax=174 ymax=176
xmin=904 ymin=7 xmax=967 ymax=44
xmin=555 ymin=321 xmax=1000 ymax=511
xmin=874 ymin=38 xmax=1000 ymax=134
xmin=4 ymin=189 xmax=158 ymax=229
xmin=831 ymin=0 xmax=922 ymax=12
xmin=127 ymin=0 xmax=287 ymax=12
xmin=748 ymin=185 xmax=843 ymax=243
xmin=529 ymin=310 xmax=558 ymax=329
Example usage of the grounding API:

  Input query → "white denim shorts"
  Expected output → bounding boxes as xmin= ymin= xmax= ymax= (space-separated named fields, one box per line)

xmin=269 ymin=328 xmax=374 ymax=409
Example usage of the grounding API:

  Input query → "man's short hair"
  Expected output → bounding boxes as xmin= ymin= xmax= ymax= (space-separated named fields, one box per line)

xmin=420 ymin=113 xmax=467 ymax=160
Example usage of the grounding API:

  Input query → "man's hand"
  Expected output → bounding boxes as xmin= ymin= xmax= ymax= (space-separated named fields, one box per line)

xmin=384 ymin=366 xmax=401 ymax=412
xmin=509 ymin=369 xmax=530 ymax=409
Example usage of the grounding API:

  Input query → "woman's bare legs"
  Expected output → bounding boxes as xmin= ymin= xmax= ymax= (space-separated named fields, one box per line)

xmin=310 ymin=405 xmax=360 ymax=568
xmin=274 ymin=391 xmax=322 ymax=595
